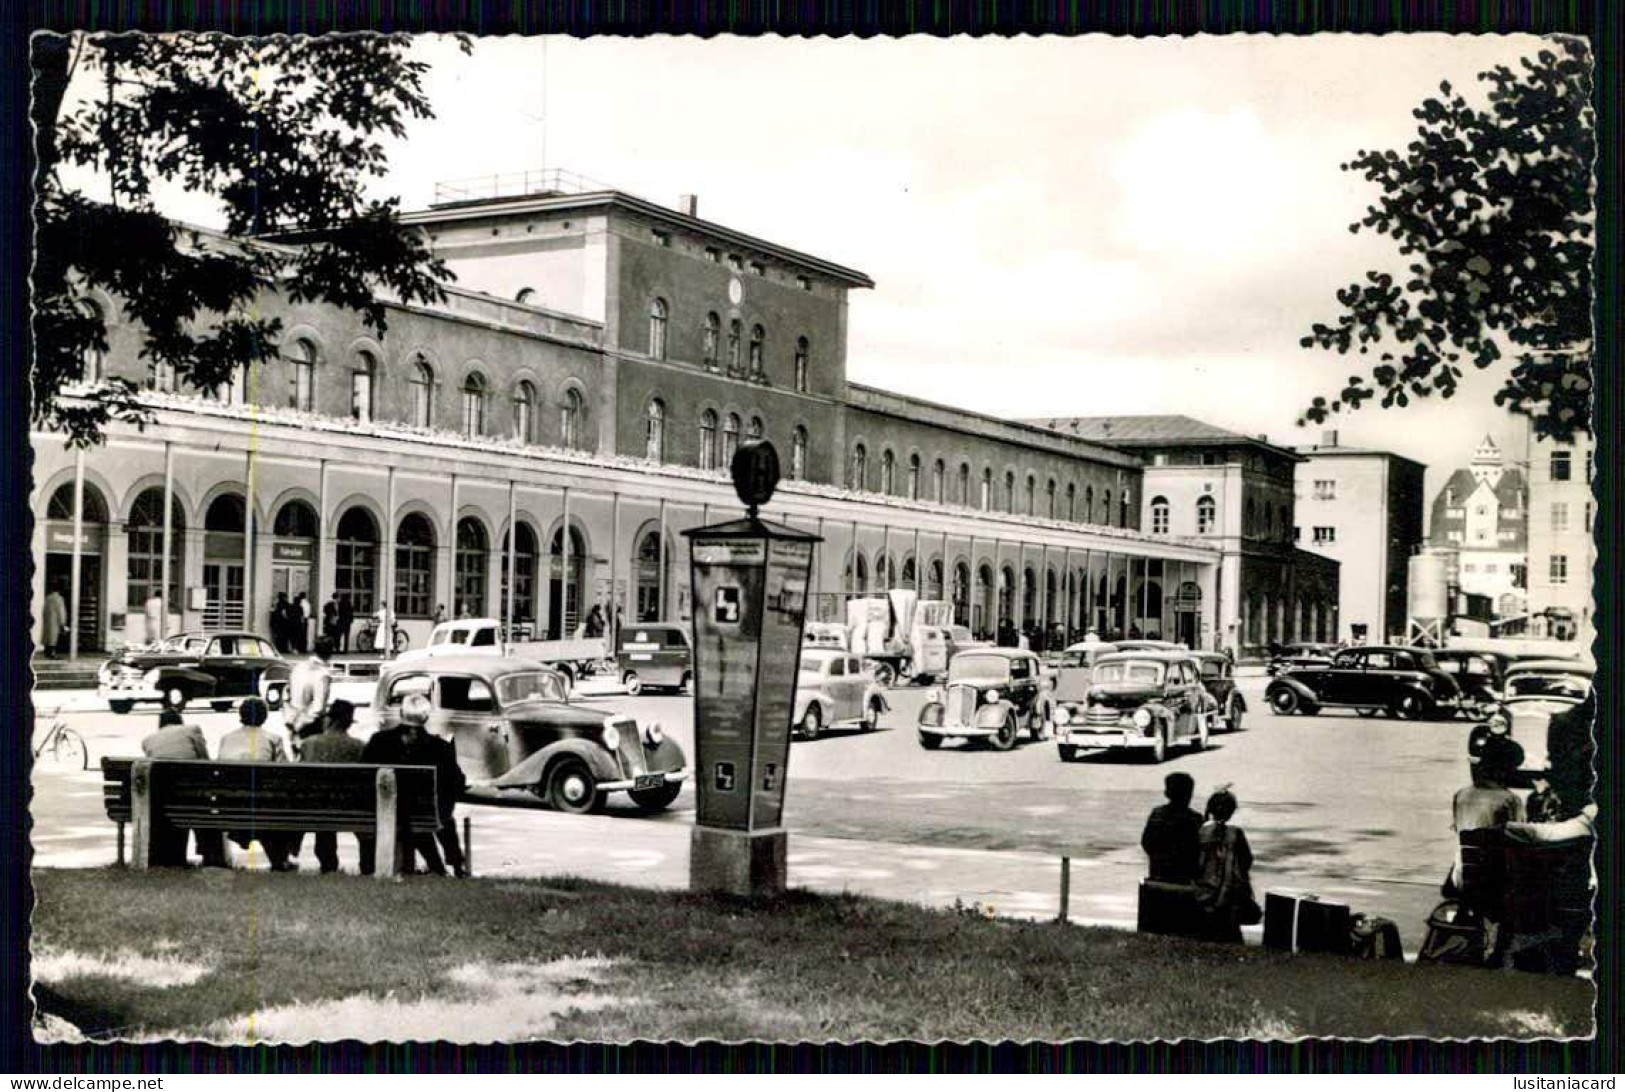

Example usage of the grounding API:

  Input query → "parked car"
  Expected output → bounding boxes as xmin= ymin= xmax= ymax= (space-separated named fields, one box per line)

xmin=1055 ymin=640 xmax=1120 ymax=670
xmin=1053 ymin=651 xmax=1217 ymax=763
xmin=1193 ymin=651 xmax=1247 ymax=732
xmin=916 ymin=648 xmax=1052 ymax=752
xmin=1265 ymin=643 xmax=1340 ymax=677
xmin=1431 ymin=649 xmax=1517 ymax=717
xmin=794 ymin=649 xmax=890 ymax=739
xmin=615 ymin=622 xmax=692 ymax=695
xmin=1264 ymin=645 xmax=1459 ymax=719
xmin=373 ymin=655 xmax=687 ymax=814
xmin=97 ymin=631 xmax=292 ymax=714
xmin=1113 ymin=639 xmax=1185 ymax=653
xmin=803 ymin=622 xmax=849 ymax=650
xmin=1488 ymin=660 xmax=1595 ymax=794
xmin=943 ymin=625 xmax=988 ymax=662
xmin=394 ymin=617 xmax=606 ymax=688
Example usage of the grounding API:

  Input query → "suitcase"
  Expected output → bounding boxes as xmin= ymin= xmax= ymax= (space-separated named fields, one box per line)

xmin=1349 ymin=914 xmax=1404 ymax=960
xmin=1263 ymin=892 xmax=1353 ymax=954
xmin=1137 ymin=880 xmax=1200 ymax=938
xmin=1417 ymin=900 xmax=1488 ymax=966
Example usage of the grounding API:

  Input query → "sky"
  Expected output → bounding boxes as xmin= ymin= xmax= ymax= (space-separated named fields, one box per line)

xmin=72 ymin=33 xmax=1575 ymax=498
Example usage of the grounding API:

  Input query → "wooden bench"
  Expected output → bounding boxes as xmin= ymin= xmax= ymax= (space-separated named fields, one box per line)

xmin=100 ymin=757 xmax=441 ymax=879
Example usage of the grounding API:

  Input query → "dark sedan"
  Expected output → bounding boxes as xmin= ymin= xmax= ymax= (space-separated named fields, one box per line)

xmin=1265 ymin=645 xmax=1459 ymax=720
xmin=1193 ymin=652 xmax=1247 ymax=732
xmin=1265 ymin=642 xmax=1340 ymax=677
xmin=97 ymin=631 xmax=291 ymax=714
xmin=374 ymin=655 xmax=688 ymax=814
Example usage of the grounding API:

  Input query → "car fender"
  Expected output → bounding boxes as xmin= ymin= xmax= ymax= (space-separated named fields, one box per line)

xmin=644 ymin=736 xmax=687 ymax=775
xmin=1266 ymin=677 xmax=1317 ymax=704
xmin=1141 ymin=701 xmax=1175 ymax=730
xmin=863 ymin=684 xmax=890 ymax=713
xmin=152 ymin=666 xmax=216 ymax=694
xmin=975 ymin=701 xmax=1015 ymax=730
xmin=794 ymin=691 xmax=829 ymax=723
xmin=1395 ymin=681 xmax=1437 ymax=708
xmin=1232 ymin=692 xmax=1248 ymax=714
xmin=259 ymin=662 xmax=293 ymax=685
xmin=479 ymin=737 xmax=620 ymax=790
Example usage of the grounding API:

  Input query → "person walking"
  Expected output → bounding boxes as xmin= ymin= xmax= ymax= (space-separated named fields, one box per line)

xmin=372 ymin=602 xmax=395 ymax=656
xmin=1141 ymin=772 xmax=1204 ymax=884
xmin=297 ymin=699 xmax=366 ymax=873
xmin=1193 ymin=787 xmax=1258 ymax=943
xmin=41 ymin=580 xmax=68 ymax=659
xmin=217 ymin=698 xmax=296 ymax=870
xmin=140 ymin=709 xmax=228 ymax=867
xmin=293 ymin=592 xmax=312 ymax=653
xmin=285 ymin=636 xmax=336 ymax=754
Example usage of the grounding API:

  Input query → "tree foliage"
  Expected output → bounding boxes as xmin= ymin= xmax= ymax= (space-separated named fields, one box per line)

xmin=32 ymin=33 xmax=465 ymax=447
xmin=1299 ymin=38 xmax=1594 ymax=441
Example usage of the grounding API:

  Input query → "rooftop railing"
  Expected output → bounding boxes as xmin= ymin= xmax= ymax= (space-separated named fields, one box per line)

xmin=431 ymin=168 xmax=616 ymax=207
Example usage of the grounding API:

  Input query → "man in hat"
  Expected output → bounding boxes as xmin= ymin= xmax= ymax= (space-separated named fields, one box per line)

xmin=298 ymin=699 xmax=366 ymax=873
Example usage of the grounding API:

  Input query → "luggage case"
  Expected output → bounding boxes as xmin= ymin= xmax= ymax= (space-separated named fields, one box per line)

xmin=1417 ymin=900 xmax=1488 ymax=966
xmin=1263 ymin=892 xmax=1353 ymax=954
xmin=1349 ymin=914 xmax=1404 ymax=960
xmin=1137 ymin=880 xmax=1200 ymax=938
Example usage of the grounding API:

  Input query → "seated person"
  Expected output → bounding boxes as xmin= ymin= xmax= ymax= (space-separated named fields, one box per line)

xmin=217 ymin=698 xmax=296 ymax=871
xmin=139 ymin=710 xmax=226 ymax=867
xmin=1141 ymin=772 xmax=1202 ymax=884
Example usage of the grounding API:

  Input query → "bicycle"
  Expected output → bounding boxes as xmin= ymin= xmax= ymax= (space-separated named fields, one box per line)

xmin=34 ymin=711 xmax=88 ymax=771
xmin=353 ymin=621 xmax=409 ymax=655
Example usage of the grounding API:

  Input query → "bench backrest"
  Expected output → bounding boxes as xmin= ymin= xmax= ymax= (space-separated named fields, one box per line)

xmin=1458 ymin=827 xmax=1593 ymax=929
xmin=100 ymin=757 xmax=440 ymax=835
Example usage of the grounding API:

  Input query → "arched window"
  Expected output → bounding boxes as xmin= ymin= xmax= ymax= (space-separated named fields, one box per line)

xmin=907 ymin=454 xmax=922 ymax=500
xmin=648 ymin=298 xmax=669 ymax=360
xmin=1085 ymin=486 xmax=1095 ymax=524
xmin=214 ymin=363 xmax=248 ymax=406
xmin=933 ymin=459 xmax=946 ymax=504
xmin=854 ymin=553 xmax=869 ymax=594
xmin=1246 ymin=497 xmax=1256 ymax=534
xmin=980 ymin=469 xmax=992 ymax=510
xmin=461 ymin=373 xmax=487 ymax=437
xmin=148 ymin=359 xmax=177 ymax=393
xmin=952 ymin=561 xmax=971 ymax=626
xmin=1047 ymin=479 xmax=1057 ymax=519
xmin=747 ymin=415 xmax=764 ymax=441
xmin=727 ymin=319 xmax=742 ymax=375
xmin=851 ymin=444 xmax=867 ymax=490
xmin=411 ymin=359 xmax=434 ymax=428
xmin=286 ymin=338 xmax=316 ymax=411
xmin=515 ymin=287 xmax=536 ymax=304
xmin=928 ymin=559 xmax=944 ymax=600
xmin=334 ymin=507 xmax=379 ymax=616
xmin=794 ymin=337 xmax=810 ymax=392
xmin=512 ymin=380 xmax=536 ymax=443
xmin=561 ymin=387 xmax=583 ymax=449
xmin=273 ymin=500 xmax=318 ymax=539
xmin=1067 ymin=483 xmax=1076 ymax=522
xmin=703 ymin=313 xmax=721 ymax=370
xmin=394 ymin=513 xmax=436 ymax=618
xmin=1196 ymin=495 xmax=1217 ymax=535
xmin=748 ymin=325 xmax=765 ymax=378
xmin=76 ymin=298 xmax=105 ymax=383
xmin=723 ymin=413 xmax=741 ymax=465
xmin=644 ymin=399 xmax=666 ymax=462
xmin=548 ymin=525 xmax=587 ymax=639
xmin=635 ymin=530 xmax=667 ymax=622
xmin=1150 ymin=496 xmax=1170 ymax=535
xmin=454 ymin=517 xmax=488 ymax=619
xmin=1103 ymin=490 xmax=1112 ymax=526
xmin=958 ymin=463 xmax=970 ymax=506
xmin=1005 ymin=471 xmax=1016 ymax=514
xmin=351 ymin=351 xmax=376 ymax=422
xmin=1025 ymin=474 xmax=1036 ymax=516
xmin=1120 ymin=493 xmax=1131 ymax=528
xmin=791 ymin=426 xmax=808 ymax=480
xmin=125 ymin=487 xmax=184 ymax=611
xmin=699 ymin=410 xmax=719 ymax=471
xmin=880 ymin=450 xmax=896 ymax=495
xmin=501 ymin=523 xmax=538 ymax=627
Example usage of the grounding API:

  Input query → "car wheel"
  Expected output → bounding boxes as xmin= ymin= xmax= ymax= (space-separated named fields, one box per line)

xmin=1148 ymin=728 xmax=1167 ymax=764
xmin=1228 ymin=700 xmax=1245 ymax=732
xmin=862 ymin=699 xmax=882 ymax=732
xmin=872 ymin=662 xmax=896 ymax=688
xmin=630 ymin=781 xmax=682 ymax=812
xmin=990 ymin=714 xmax=1018 ymax=752
xmin=800 ymin=705 xmax=823 ymax=741
xmin=1269 ymin=688 xmax=1300 ymax=715
xmin=263 ymin=685 xmax=284 ymax=711
xmin=162 ymin=685 xmax=188 ymax=711
xmin=1392 ymin=693 xmax=1428 ymax=721
xmin=622 ymin=671 xmax=642 ymax=696
xmin=546 ymin=757 xmax=601 ymax=815
xmin=1058 ymin=744 xmax=1078 ymax=763
xmin=1192 ymin=714 xmax=1210 ymax=752
xmin=108 ymin=700 xmax=133 ymax=716
xmin=917 ymin=732 xmax=942 ymax=750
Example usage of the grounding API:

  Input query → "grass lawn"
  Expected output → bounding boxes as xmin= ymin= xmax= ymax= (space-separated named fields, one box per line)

xmin=30 ymin=868 xmax=1592 ymax=1043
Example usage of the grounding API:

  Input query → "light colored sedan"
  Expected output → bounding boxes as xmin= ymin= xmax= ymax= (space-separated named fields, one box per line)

xmin=794 ymin=649 xmax=890 ymax=740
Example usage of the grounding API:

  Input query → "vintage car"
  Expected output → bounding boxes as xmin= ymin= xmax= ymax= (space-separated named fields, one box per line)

xmin=1113 ymin=639 xmax=1185 ymax=653
xmin=1053 ymin=651 xmax=1217 ymax=763
xmin=793 ymin=649 xmax=890 ymax=739
xmin=1055 ymin=640 xmax=1120 ymax=670
xmin=1430 ymin=649 xmax=1518 ymax=717
xmin=1265 ymin=642 xmax=1340 ymax=677
xmin=97 ymin=631 xmax=292 ymax=714
xmin=942 ymin=625 xmax=988 ymax=663
xmin=916 ymin=648 xmax=1052 ymax=751
xmin=1264 ymin=644 xmax=1460 ymax=719
xmin=1193 ymin=651 xmax=1247 ymax=731
xmin=373 ymin=655 xmax=688 ymax=814
xmin=803 ymin=622 xmax=849 ymax=650
xmin=1475 ymin=660 xmax=1595 ymax=793
xmin=615 ymin=623 xmax=693 ymax=695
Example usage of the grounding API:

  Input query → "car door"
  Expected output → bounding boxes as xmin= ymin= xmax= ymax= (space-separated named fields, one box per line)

xmin=237 ymin=636 xmax=276 ymax=691
xmin=1007 ymin=655 xmax=1036 ymax=720
xmin=1314 ymin=650 xmax=1361 ymax=704
xmin=1169 ymin=661 xmax=1197 ymax=741
xmin=1355 ymin=650 xmax=1395 ymax=706
xmin=843 ymin=656 xmax=868 ymax=720
xmin=823 ymin=656 xmax=849 ymax=720
xmin=435 ymin=673 xmax=502 ymax=776
xmin=205 ymin=635 xmax=249 ymax=697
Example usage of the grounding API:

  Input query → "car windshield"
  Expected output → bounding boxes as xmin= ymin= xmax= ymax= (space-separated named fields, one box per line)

xmin=949 ymin=654 xmax=1010 ymax=682
xmin=1198 ymin=661 xmax=1224 ymax=680
xmin=1094 ymin=660 xmax=1165 ymax=686
xmin=1506 ymin=673 xmax=1591 ymax=701
xmin=495 ymin=672 xmax=568 ymax=705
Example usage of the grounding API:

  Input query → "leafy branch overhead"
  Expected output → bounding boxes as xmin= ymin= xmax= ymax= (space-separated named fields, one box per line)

xmin=1299 ymin=39 xmax=1594 ymax=441
xmin=32 ymin=33 xmax=467 ymax=448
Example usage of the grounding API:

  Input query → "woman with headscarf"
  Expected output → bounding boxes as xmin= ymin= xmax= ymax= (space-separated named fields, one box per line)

xmin=1193 ymin=786 xmax=1258 ymax=943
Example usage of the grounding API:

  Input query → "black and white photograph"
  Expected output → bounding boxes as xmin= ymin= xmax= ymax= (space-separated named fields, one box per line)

xmin=23 ymin=30 xmax=1600 ymax=1047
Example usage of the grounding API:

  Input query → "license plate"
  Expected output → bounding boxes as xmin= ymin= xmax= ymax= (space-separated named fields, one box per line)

xmin=634 ymin=773 xmax=666 ymax=791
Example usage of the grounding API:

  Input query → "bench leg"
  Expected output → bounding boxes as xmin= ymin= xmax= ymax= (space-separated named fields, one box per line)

xmin=116 ymin=822 xmax=125 ymax=868
xmin=374 ymin=768 xmax=399 ymax=880
xmin=130 ymin=760 xmax=153 ymax=871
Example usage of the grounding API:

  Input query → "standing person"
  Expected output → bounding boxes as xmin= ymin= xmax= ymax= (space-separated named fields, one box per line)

xmin=337 ymin=594 xmax=355 ymax=653
xmin=360 ymin=694 xmax=455 ymax=875
xmin=144 ymin=591 xmax=165 ymax=646
xmin=294 ymin=592 xmax=312 ymax=653
xmin=1193 ymin=787 xmax=1258 ymax=943
xmin=41 ymin=580 xmax=68 ymax=659
xmin=270 ymin=592 xmax=292 ymax=653
xmin=1141 ymin=772 xmax=1203 ymax=884
xmin=433 ymin=603 xmax=447 ymax=626
xmin=298 ymin=699 xmax=366 ymax=873
xmin=140 ymin=709 xmax=228 ymax=867
xmin=583 ymin=604 xmax=606 ymax=638
xmin=372 ymin=602 xmax=395 ymax=656
xmin=285 ymin=636 xmax=336 ymax=754
xmin=322 ymin=592 xmax=341 ymax=649
xmin=217 ymin=698 xmax=296 ymax=871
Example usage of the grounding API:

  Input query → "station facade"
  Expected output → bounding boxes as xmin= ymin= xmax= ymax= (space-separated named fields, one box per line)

xmin=33 ymin=176 xmax=1224 ymax=657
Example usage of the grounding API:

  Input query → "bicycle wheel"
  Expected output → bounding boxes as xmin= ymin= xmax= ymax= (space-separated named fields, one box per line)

xmin=51 ymin=727 xmax=88 ymax=771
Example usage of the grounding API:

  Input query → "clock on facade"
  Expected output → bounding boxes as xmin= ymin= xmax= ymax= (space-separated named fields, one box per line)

xmin=727 ymin=277 xmax=743 ymax=306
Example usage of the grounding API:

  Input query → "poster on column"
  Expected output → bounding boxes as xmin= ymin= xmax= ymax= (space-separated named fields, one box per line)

xmin=689 ymin=537 xmax=765 ymax=830
xmin=749 ymin=539 xmax=812 ymax=829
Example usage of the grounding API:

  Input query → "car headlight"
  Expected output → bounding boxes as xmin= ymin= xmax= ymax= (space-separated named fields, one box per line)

xmin=601 ymin=722 xmax=621 ymax=752
xmin=1132 ymin=708 xmax=1154 ymax=730
xmin=1053 ymin=706 xmax=1071 ymax=727
xmin=919 ymin=703 xmax=944 ymax=728
xmin=643 ymin=721 xmax=664 ymax=746
xmin=985 ymin=689 xmax=1001 ymax=704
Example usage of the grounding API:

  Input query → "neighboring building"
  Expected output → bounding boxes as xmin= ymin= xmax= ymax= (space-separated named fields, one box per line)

xmin=1029 ymin=415 xmax=1340 ymax=656
xmin=1292 ymin=432 xmax=1427 ymax=644
xmin=33 ymin=173 xmax=1223 ymax=657
xmin=1426 ymin=435 xmax=1528 ymax=618
xmin=1525 ymin=427 xmax=1595 ymax=643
